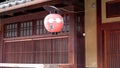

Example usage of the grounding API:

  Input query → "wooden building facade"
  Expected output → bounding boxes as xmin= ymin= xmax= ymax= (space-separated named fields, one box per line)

xmin=97 ymin=0 xmax=120 ymax=68
xmin=0 ymin=0 xmax=85 ymax=68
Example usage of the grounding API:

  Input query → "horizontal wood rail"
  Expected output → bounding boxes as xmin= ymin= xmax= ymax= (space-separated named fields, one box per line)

xmin=4 ymin=35 xmax=69 ymax=42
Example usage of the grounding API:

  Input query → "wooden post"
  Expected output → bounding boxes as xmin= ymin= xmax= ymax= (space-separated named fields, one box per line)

xmin=0 ymin=18 xmax=2 ymax=63
xmin=69 ymin=13 xmax=77 ymax=68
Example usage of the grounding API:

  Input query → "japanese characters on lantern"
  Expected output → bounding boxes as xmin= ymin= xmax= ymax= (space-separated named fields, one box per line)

xmin=44 ymin=14 xmax=64 ymax=32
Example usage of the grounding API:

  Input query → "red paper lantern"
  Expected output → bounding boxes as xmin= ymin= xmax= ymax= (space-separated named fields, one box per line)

xmin=44 ymin=13 xmax=64 ymax=32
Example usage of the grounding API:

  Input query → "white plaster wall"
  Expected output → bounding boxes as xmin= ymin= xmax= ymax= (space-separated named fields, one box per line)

xmin=85 ymin=0 xmax=97 ymax=68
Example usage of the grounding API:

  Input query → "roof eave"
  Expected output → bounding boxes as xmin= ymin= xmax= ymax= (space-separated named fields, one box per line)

xmin=0 ymin=0 xmax=51 ymax=13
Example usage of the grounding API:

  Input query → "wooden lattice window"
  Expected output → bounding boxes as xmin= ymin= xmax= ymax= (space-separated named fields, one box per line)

xmin=61 ymin=15 xmax=70 ymax=32
xmin=20 ymin=21 xmax=33 ymax=36
xmin=76 ymin=14 xmax=84 ymax=33
xmin=36 ymin=19 xmax=48 ymax=35
xmin=5 ymin=23 xmax=17 ymax=38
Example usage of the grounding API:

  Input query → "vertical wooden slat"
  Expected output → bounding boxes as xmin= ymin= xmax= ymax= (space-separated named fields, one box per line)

xmin=69 ymin=13 xmax=77 ymax=68
xmin=75 ymin=13 xmax=85 ymax=68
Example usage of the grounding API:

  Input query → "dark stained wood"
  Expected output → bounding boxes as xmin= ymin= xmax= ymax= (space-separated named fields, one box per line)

xmin=97 ymin=0 xmax=120 ymax=68
xmin=69 ymin=12 xmax=85 ymax=68
xmin=69 ymin=13 xmax=77 ymax=68
xmin=54 ymin=0 xmax=84 ymax=7
xmin=106 ymin=1 xmax=120 ymax=18
xmin=1 ymin=22 xmax=5 ymax=63
xmin=97 ymin=0 xmax=104 ymax=68
xmin=102 ymin=22 xmax=120 ymax=30
xmin=3 ymin=38 xmax=69 ymax=63
xmin=98 ymin=21 xmax=120 ymax=68
xmin=103 ymin=30 xmax=120 ymax=68
xmin=0 ymin=32 xmax=1 ymax=63
xmin=76 ymin=13 xmax=85 ymax=68
xmin=0 ymin=23 xmax=2 ymax=62
xmin=1 ymin=11 xmax=48 ymax=24
xmin=98 ymin=8 xmax=120 ymax=68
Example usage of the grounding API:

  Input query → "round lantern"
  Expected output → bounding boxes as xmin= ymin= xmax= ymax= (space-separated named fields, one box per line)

xmin=44 ymin=13 xmax=64 ymax=32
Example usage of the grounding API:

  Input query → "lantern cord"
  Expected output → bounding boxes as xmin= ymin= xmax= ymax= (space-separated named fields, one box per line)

xmin=43 ymin=5 xmax=61 ymax=14
xmin=59 ymin=8 xmax=85 ymax=13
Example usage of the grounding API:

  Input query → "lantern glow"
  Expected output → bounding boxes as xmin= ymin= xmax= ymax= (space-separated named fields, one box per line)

xmin=44 ymin=13 xmax=64 ymax=32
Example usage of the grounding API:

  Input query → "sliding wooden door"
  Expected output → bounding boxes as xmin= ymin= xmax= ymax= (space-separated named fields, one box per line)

xmin=104 ymin=30 xmax=120 ymax=68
